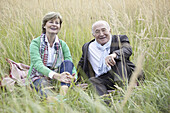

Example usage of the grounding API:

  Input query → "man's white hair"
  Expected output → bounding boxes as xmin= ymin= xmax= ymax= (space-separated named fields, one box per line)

xmin=92 ymin=20 xmax=110 ymax=34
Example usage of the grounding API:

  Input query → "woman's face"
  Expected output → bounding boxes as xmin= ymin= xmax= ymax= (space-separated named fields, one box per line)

xmin=44 ymin=18 xmax=61 ymax=34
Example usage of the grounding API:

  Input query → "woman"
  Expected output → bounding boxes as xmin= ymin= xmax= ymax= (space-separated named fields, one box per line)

xmin=28 ymin=12 xmax=77 ymax=99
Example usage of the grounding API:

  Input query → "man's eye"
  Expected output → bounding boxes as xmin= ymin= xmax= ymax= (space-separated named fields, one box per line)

xmin=102 ymin=29 xmax=106 ymax=32
xmin=95 ymin=31 xmax=100 ymax=33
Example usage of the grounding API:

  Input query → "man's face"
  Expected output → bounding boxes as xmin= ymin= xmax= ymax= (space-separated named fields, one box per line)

xmin=92 ymin=22 xmax=111 ymax=46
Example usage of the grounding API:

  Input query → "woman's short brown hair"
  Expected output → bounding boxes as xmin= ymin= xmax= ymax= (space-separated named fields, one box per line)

xmin=42 ymin=12 xmax=62 ymax=33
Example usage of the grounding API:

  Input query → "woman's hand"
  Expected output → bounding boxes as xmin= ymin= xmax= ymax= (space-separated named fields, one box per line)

xmin=53 ymin=72 xmax=74 ymax=83
xmin=105 ymin=53 xmax=117 ymax=67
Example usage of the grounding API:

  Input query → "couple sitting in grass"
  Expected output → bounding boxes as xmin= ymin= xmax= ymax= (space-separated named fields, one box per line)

xmin=28 ymin=12 xmax=144 ymax=101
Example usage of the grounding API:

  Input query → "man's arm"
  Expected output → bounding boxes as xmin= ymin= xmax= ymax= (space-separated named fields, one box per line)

xmin=106 ymin=35 xmax=132 ymax=66
xmin=77 ymin=44 xmax=85 ymax=71
xmin=77 ymin=44 xmax=87 ymax=82
xmin=112 ymin=35 xmax=132 ymax=60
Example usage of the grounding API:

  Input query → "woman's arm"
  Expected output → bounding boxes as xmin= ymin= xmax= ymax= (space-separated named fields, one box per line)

xmin=30 ymin=37 xmax=52 ymax=76
xmin=60 ymin=40 xmax=77 ymax=79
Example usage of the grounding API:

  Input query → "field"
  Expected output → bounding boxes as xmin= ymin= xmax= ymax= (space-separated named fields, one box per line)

xmin=0 ymin=0 xmax=169 ymax=113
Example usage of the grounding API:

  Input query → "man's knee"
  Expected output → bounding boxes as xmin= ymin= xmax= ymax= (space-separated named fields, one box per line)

xmin=89 ymin=77 xmax=102 ymax=84
xmin=89 ymin=77 xmax=108 ymax=96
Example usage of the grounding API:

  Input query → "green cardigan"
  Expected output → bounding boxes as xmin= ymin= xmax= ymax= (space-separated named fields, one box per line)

xmin=28 ymin=36 xmax=77 ymax=79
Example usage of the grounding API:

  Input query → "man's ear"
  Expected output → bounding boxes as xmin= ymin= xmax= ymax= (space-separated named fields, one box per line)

xmin=92 ymin=33 xmax=95 ymax=37
xmin=109 ymin=28 xmax=111 ymax=33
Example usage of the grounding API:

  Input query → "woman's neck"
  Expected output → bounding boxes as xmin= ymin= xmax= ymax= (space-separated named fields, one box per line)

xmin=46 ymin=33 xmax=56 ymax=47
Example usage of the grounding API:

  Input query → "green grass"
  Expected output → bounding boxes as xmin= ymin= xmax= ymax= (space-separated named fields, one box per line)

xmin=0 ymin=0 xmax=170 ymax=112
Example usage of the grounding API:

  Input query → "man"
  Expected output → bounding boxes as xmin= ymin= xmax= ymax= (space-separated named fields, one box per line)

xmin=77 ymin=20 xmax=139 ymax=96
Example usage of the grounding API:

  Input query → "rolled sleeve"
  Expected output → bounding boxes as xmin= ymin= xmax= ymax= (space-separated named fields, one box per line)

xmin=48 ymin=71 xmax=56 ymax=79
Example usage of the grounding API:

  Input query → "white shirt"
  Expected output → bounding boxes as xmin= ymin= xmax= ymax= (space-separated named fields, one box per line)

xmin=88 ymin=38 xmax=111 ymax=77
xmin=45 ymin=35 xmax=59 ymax=78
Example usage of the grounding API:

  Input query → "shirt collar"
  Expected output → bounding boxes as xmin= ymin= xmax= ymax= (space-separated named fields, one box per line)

xmin=45 ymin=35 xmax=59 ymax=43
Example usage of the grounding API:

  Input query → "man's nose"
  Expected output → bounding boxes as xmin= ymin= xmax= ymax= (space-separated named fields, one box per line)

xmin=99 ymin=31 xmax=104 ymax=35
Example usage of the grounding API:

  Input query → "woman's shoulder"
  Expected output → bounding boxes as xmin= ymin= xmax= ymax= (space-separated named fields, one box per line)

xmin=59 ymin=39 xmax=67 ymax=46
xmin=32 ymin=36 xmax=41 ymax=42
xmin=30 ymin=36 xmax=41 ymax=45
xmin=30 ymin=36 xmax=41 ymax=49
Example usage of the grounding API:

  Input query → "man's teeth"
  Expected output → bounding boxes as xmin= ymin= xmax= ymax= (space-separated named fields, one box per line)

xmin=51 ymin=28 xmax=57 ymax=30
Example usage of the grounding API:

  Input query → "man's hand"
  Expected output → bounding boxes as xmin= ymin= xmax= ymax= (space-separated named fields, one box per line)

xmin=105 ymin=53 xmax=117 ymax=67
xmin=53 ymin=72 xmax=74 ymax=83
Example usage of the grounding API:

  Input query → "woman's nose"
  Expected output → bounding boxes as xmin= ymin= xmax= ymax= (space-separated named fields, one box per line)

xmin=52 ymin=22 xmax=57 ymax=25
xmin=51 ymin=22 xmax=57 ymax=25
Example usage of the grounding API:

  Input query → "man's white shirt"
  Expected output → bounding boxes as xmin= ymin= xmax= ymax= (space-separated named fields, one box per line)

xmin=88 ymin=38 xmax=111 ymax=77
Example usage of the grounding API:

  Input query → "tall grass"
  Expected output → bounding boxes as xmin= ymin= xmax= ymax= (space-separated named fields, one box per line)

xmin=0 ymin=0 xmax=169 ymax=112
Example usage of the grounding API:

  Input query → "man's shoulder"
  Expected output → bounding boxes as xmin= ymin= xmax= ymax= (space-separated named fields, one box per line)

xmin=83 ymin=39 xmax=95 ymax=48
xmin=112 ymin=35 xmax=129 ymax=42
xmin=112 ymin=35 xmax=128 ymax=38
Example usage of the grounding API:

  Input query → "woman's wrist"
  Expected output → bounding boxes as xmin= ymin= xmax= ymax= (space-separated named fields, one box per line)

xmin=53 ymin=73 xmax=61 ymax=80
xmin=49 ymin=71 xmax=56 ymax=79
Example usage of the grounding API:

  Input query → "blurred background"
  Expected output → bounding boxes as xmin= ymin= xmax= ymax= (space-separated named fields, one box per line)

xmin=0 ymin=0 xmax=169 ymax=112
